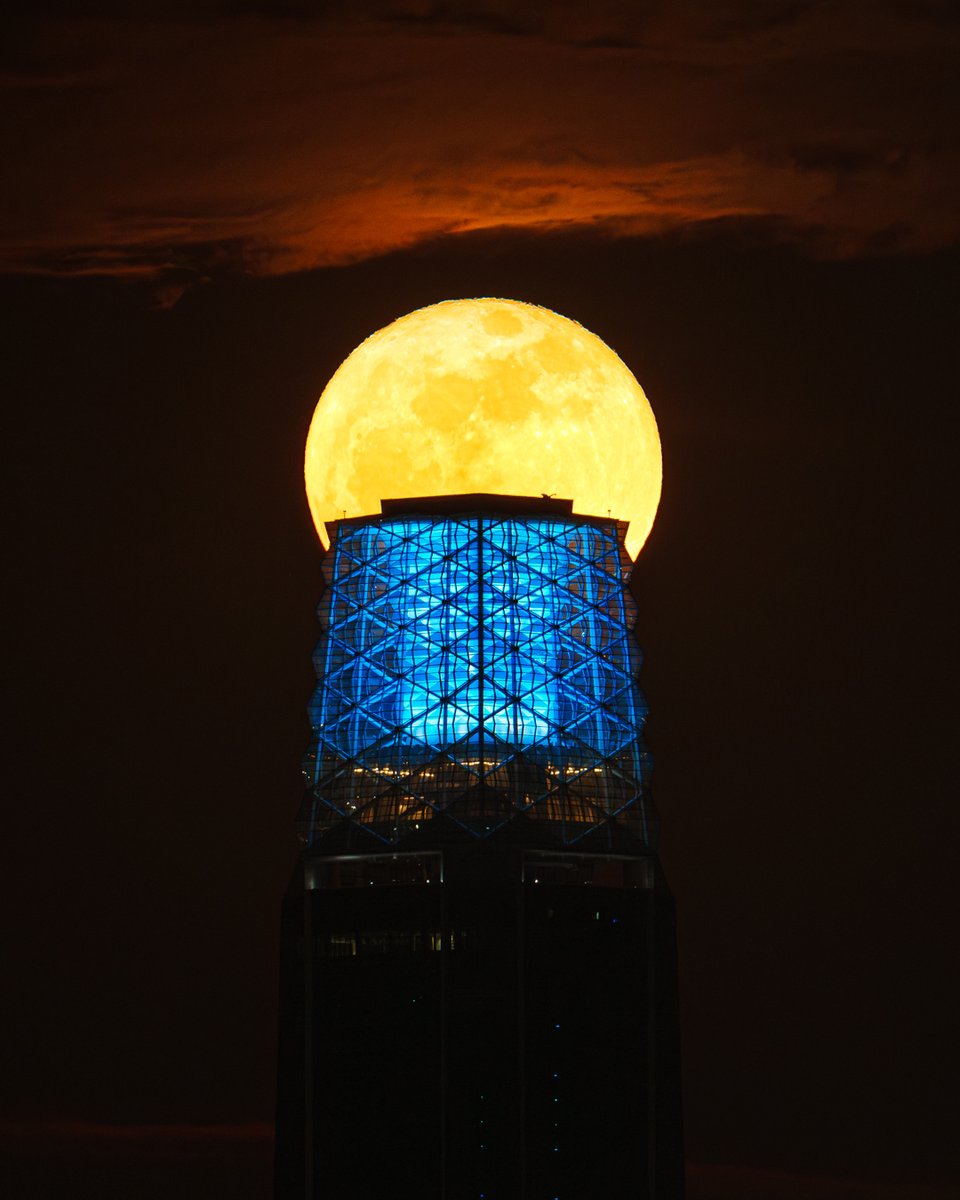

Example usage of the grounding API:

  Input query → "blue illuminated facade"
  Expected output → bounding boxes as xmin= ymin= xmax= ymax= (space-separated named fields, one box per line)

xmin=277 ymin=496 xmax=684 ymax=1200
xmin=299 ymin=498 xmax=654 ymax=846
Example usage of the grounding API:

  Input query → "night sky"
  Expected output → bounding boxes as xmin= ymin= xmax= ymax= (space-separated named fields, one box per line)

xmin=3 ymin=4 xmax=959 ymax=1198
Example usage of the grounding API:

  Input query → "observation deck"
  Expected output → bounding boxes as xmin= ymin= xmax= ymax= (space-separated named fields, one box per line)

xmin=298 ymin=496 xmax=656 ymax=852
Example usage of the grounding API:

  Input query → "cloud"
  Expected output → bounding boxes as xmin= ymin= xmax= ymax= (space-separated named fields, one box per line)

xmin=2 ymin=4 xmax=957 ymax=284
xmin=1 ymin=1123 xmax=954 ymax=1200
xmin=0 ymin=1118 xmax=273 ymax=1159
xmin=0 ymin=1120 xmax=274 ymax=1199
xmin=687 ymin=1163 xmax=960 ymax=1200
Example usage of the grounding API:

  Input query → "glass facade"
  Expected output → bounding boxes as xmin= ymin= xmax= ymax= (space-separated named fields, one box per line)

xmin=300 ymin=510 xmax=652 ymax=845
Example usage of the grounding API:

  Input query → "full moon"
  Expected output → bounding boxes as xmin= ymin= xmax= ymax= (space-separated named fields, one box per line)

xmin=304 ymin=298 xmax=661 ymax=559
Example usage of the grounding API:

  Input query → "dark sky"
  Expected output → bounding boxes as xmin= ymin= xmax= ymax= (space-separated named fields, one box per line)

xmin=3 ymin=4 xmax=959 ymax=1199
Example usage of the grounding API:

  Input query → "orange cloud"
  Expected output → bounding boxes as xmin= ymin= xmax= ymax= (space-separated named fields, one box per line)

xmin=2 ymin=7 xmax=957 ymax=282
xmin=0 ymin=1118 xmax=273 ymax=1159
xmin=1 ymin=1122 xmax=953 ymax=1199
xmin=687 ymin=1163 xmax=960 ymax=1200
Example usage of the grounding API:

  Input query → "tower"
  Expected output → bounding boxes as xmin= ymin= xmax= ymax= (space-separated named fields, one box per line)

xmin=275 ymin=494 xmax=683 ymax=1198
xmin=275 ymin=299 xmax=682 ymax=1199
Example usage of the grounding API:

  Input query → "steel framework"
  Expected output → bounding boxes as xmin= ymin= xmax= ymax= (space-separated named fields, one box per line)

xmin=299 ymin=507 xmax=653 ymax=846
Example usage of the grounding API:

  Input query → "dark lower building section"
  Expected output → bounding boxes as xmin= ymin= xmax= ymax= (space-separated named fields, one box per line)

xmin=275 ymin=838 xmax=683 ymax=1200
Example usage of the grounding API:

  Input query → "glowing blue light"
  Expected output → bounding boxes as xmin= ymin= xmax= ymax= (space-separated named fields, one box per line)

xmin=321 ymin=518 xmax=628 ymax=748
xmin=302 ymin=513 xmax=652 ymax=843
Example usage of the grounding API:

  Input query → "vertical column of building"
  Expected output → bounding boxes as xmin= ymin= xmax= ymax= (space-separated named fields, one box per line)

xmin=275 ymin=498 xmax=683 ymax=1200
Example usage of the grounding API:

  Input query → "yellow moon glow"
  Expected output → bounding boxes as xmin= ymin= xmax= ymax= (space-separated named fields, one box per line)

xmin=304 ymin=298 xmax=661 ymax=559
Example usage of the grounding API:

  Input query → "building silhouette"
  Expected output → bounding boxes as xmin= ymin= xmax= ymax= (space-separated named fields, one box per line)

xmin=275 ymin=494 xmax=683 ymax=1199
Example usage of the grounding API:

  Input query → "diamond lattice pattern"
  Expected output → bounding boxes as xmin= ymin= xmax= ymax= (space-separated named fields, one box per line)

xmin=301 ymin=515 xmax=652 ymax=844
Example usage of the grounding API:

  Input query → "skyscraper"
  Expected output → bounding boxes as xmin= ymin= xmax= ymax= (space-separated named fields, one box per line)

xmin=274 ymin=491 xmax=683 ymax=1199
